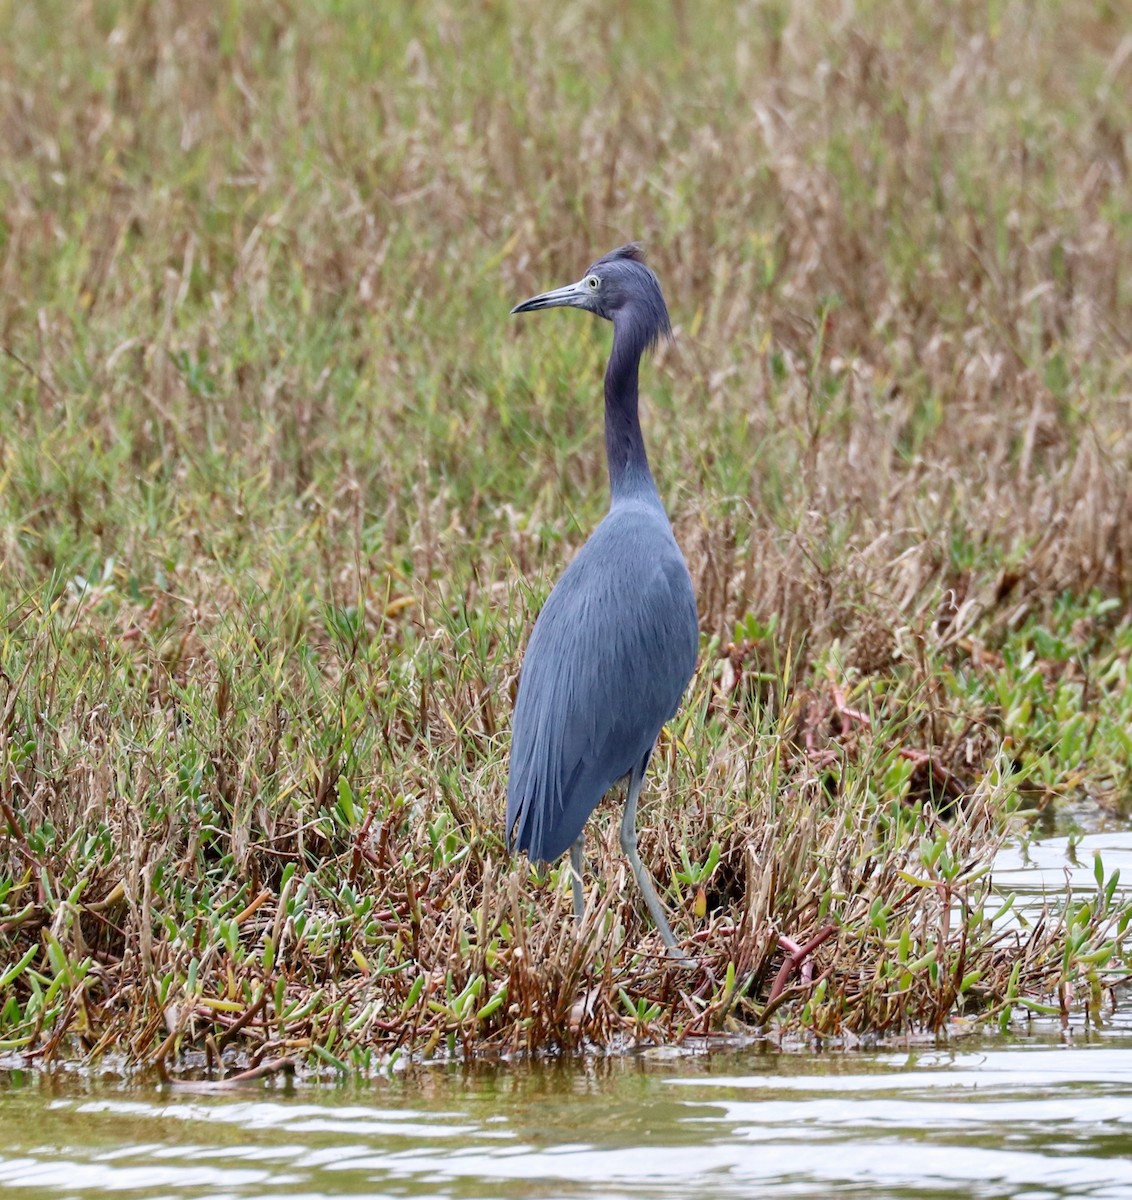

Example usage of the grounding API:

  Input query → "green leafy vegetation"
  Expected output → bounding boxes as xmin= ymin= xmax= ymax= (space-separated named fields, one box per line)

xmin=0 ymin=0 xmax=1130 ymax=1073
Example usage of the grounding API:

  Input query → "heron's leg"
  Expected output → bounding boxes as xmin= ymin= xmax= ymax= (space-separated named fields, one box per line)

xmin=569 ymin=836 xmax=586 ymax=922
xmin=619 ymin=761 xmax=693 ymax=966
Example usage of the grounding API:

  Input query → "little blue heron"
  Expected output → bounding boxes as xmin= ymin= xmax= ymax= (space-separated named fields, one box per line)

xmin=506 ymin=244 xmax=698 ymax=961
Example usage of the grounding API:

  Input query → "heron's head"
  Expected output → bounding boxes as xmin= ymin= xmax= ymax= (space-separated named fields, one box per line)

xmin=511 ymin=244 xmax=671 ymax=350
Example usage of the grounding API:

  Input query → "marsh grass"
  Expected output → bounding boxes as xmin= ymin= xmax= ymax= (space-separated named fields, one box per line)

xmin=1 ymin=0 xmax=1131 ymax=1072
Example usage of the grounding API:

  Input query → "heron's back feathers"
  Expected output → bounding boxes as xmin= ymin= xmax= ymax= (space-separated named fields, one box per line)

xmin=506 ymin=501 xmax=698 ymax=861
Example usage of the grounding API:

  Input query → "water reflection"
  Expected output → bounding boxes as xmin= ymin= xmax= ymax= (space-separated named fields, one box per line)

xmin=1 ymin=835 xmax=1130 ymax=1199
xmin=5 ymin=1034 xmax=1131 ymax=1199
xmin=994 ymin=830 xmax=1132 ymax=901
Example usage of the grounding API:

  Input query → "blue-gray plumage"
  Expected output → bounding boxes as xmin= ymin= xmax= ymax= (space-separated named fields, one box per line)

xmin=506 ymin=244 xmax=698 ymax=960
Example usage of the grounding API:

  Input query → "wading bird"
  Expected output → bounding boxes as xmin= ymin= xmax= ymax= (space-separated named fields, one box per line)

xmin=506 ymin=244 xmax=698 ymax=961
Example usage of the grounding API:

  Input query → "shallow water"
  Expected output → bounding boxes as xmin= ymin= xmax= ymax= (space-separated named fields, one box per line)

xmin=2 ymin=833 xmax=1132 ymax=1200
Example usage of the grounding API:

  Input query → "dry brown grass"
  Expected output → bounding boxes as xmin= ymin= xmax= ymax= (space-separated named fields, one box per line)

xmin=0 ymin=0 xmax=1130 ymax=1072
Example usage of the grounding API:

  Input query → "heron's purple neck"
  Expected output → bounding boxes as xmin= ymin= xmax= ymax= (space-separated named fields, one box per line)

xmin=604 ymin=316 xmax=660 ymax=506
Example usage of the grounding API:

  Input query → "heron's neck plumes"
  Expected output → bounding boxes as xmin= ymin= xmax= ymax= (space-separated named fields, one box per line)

xmin=605 ymin=316 xmax=660 ymax=505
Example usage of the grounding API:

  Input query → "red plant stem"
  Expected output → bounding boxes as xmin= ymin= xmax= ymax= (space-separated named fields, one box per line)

xmin=768 ymin=924 xmax=838 ymax=1005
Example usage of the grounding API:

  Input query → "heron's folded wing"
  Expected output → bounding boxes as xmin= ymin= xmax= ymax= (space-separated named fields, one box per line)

xmin=506 ymin=532 xmax=696 ymax=860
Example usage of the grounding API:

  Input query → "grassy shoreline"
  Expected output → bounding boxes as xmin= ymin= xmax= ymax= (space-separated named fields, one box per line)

xmin=2 ymin=0 xmax=1131 ymax=1072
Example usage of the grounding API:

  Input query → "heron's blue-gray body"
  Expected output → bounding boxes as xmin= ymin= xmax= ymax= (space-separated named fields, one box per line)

xmin=506 ymin=494 xmax=698 ymax=861
xmin=505 ymin=245 xmax=698 ymax=956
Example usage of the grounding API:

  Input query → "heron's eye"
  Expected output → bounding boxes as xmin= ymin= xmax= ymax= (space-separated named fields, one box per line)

xmin=586 ymin=275 xmax=600 ymax=291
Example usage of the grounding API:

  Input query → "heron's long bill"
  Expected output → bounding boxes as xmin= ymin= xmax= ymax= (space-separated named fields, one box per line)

xmin=511 ymin=279 xmax=588 ymax=314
